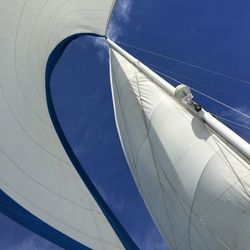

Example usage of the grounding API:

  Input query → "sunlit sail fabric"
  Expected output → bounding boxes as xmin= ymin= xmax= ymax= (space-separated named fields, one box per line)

xmin=0 ymin=1 xmax=137 ymax=249
xmin=109 ymin=47 xmax=250 ymax=250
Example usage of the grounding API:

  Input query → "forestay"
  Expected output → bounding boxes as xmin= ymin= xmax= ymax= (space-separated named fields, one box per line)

xmin=109 ymin=45 xmax=250 ymax=250
xmin=0 ymin=1 xmax=137 ymax=249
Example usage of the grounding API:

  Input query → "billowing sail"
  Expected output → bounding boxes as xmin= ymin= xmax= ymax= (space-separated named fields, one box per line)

xmin=0 ymin=1 xmax=138 ymax=249
xmin=109 ymin=44 xmax=250 ymax=250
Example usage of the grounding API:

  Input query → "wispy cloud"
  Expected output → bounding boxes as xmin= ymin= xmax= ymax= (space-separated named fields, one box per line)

xmin=91 ymin=0 xmax=133 ymax=60
xmin=115 ymin=0 xmax=133 ymax=23
xmin=8 ymin=236 xmax=51 ymax=250
xmin=92 ymin=37 xmax=108 ymax=61
xmin=138 ymin=223 xmax=168 ymax=250
xmin=220 ymin=105 xmax=250 ymax=126
xmin=108 ymin=0 xmax=133 ymax=40
xmin=219 ymin=105 xmax=250 ymax=142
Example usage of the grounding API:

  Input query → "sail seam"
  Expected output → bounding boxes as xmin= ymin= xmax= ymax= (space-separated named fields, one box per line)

xmin=133 ymin=72 xmax=178 ymax=250
xmin=14 ymin=0 xmax=51 ymax=127
xmin=206 ymin=126 xmax=250 ymax=197
xmin=0 ymin=177 xmax=103 ymax=242
xmin=0 ymin=87 xmax=67 ymax=163
xmin=133 ymin=72 xmax=209 ymax=249
xmin=0 ymin=146 xmax=101 ymax=214
xmin=110 ymin=54 xmax=144 ymax=196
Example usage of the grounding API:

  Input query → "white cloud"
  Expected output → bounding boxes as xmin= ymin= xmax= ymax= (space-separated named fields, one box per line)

xmin=220 ymin=105 xmax=250 ymax=127
xmin=142 ymin=225 xmax=168 ymax=250
xmin=114 ymin=0 xmax=133 ymax=23
xmin=91 ymin=0 xmax=133 ymax=60
xmin=8 ymin=236 xmax=51 ymax=250
xmin=108 ymin=0 xmax=133 ymax=40
xmin=219 ymin=105 xmax=250 ymax=142
xmin=107 ymin=21 xmax=123 ymax=41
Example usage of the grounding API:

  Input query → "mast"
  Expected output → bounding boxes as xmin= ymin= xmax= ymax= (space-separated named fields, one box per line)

xmin=107 ymin=38 xmax=250 ymax=161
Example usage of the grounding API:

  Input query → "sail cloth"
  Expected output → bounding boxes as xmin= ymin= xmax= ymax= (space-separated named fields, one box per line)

xmin=0 ymin=1 xmax=139 ymax=250
xmin=109 ymin=46 xmax=250 ymax=250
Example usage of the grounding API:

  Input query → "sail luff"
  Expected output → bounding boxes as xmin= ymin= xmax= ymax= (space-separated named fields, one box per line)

xmin=107 ymin=38 xmax=176 ymax=96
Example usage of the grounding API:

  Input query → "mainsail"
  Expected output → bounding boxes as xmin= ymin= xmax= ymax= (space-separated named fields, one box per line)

xmin=0 ymin=1 xmax=138 ymax=249
xmin=108 ymin=40 xmax=250 ymax=249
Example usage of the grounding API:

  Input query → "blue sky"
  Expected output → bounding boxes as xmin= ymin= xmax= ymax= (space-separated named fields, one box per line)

xmin=1 ymin=0 xmax=250 ymax=249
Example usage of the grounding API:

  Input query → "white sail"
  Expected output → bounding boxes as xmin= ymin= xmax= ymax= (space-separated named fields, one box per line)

xmin=109 ymin=42 xmax=250 ymax=250
xmin=0 ymin=1 xmax=138 ymax=249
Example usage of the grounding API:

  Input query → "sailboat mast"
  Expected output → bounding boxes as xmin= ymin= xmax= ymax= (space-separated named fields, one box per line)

xmin=107 ymin=38 xmax=250 ymax=160
xmin=107 ymin=38 xmax=176 ymax=96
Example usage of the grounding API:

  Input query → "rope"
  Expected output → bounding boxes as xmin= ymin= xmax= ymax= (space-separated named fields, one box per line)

xmin=116 ymin=40 xmax=250 ymax=86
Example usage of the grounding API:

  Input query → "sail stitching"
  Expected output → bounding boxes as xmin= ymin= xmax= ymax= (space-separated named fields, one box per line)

xmin=198 ymin=172 xmax=250 ymax=219
xmin=133 ymin=99 xmax=166 ymax=170
xmin=205 ymin=126 xmax=250 ymax=168
xmin=0 ymin=87 xmax=68 ymax=164
xmin=37 ymin=0 xmax=69 ymax=73
xmin=111 ymin=54 xmax=174 ymax=248
xmin=26 ymin=0 xmax=50 ymax=99
xmin=133 ymin=72 xmax=178 ymax=250
xmin=0 ymin=179 xmax=122 ymax=248
xmin=134 ymin=65 xmax=227 ymax=250
xmin=188 ymin=141 xmax=249 ymax=249
xmin=142 ymin=96 xmax=211 ymax=249
xmin=14 ymin=0 xmax=51 ymax=128
xmin=206 ymin=126 xmax=250 ymax=197
xmin=0 ymin=178 xmax=107 ymax=243
xmin=110 ymin=57 xmax=144 ymax=196
xmin=0 ymin=145 xmax=125 ymax=247
xmin=133 ymin=64 xmax=211 ymax=248
xmin=46 ymin=9 xmax=109 ymax=54
xmin=158 ymin=164 xmax=210 ymax=250
xmin=0 ymin=146 xmax=101 ymax=214
xmin=186 ymin=155 xmax=225 ymax=250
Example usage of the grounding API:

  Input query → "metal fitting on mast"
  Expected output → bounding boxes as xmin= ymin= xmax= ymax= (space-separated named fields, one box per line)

xmin=174 ymin=84 xmax=202 ymax=113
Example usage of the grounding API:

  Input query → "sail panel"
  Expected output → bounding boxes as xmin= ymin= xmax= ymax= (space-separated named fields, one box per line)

xmin=109 ymin=47 xmax=250 ymax=250
xmin=0 ymin=1 xmax=137 ymax=249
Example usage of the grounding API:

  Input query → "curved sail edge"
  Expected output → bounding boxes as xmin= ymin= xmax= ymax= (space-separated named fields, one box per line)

xmin=0 ymin=1 xmax=138 ymax=250
xmin=45 ymin=34 xmax=138 ymax=250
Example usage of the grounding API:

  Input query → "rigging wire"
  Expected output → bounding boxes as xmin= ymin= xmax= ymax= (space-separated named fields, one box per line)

xmin=148 ymin=66 xmax=250 ymax=120
xmin=144 ymin=61 xmax=250 ymax=104
xmin=190 ymin=88 xmax=250 ymax=119
xmin=116 ymin=40 xmax=250 ymax=86
xmin=213 ymin=115 xmax=250 ymax=131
